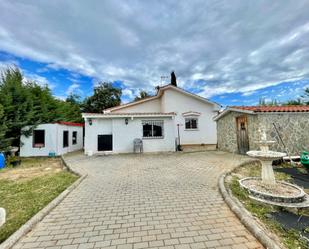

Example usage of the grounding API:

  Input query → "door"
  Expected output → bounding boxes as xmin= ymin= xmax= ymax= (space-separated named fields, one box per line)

xmin=98 ymin=135 xmax=113 ymax=151
xmin=236 ymin=116 xmax=249 ymax=154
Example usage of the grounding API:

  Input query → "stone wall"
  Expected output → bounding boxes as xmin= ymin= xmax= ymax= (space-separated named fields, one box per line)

xmin=217 ymin=111 xmax=309 ymax=155
xmin=257 ymin=113 xmax=309 ymax=155
xmin=217 ymin=111 xmax=258 ymax=153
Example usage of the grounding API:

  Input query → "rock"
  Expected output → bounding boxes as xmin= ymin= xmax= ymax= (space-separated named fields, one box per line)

xmin=0 ymin=207 xmax=6 ymax=227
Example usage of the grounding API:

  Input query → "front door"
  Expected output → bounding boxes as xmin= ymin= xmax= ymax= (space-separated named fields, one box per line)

xmin=98 ymin=135 xmax=113 ymax=151
xmin=236 ymin=116 xmax=249 ymax=154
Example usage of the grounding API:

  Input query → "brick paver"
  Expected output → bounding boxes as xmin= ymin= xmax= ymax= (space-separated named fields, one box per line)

xmin=12 ymin=151 xmax=263 ymax=249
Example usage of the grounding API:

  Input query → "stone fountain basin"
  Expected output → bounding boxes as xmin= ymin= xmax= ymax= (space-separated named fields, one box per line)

xmin=246 ymin=150 xmax=286 ymax=161
xmin=239 ymin=177 xmax=306 ymax=204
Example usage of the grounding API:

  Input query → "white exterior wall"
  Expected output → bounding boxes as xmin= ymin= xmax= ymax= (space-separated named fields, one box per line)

xmin=84 ymin=119 xmax=112 ymax=154
xmin=112 ymin=98 xmax=161 ymax=113
xmin=161 ymin=89 xmax=218 ymax=145
xmin=56 ymin=125 xmax=84 ymax=155
xmin=84 ymin=117 xmax=175 ymax=154
xmin=20 ymin=124 xmax=83 ymax=157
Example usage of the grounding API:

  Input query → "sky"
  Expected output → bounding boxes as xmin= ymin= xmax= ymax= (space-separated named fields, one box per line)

xmin=0 ymin=0 xmax=309 ymax=106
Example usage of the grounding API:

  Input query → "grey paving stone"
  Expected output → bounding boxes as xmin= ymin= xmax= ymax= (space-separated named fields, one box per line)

xmin=11 ymin=152 xmax=263 ymax=249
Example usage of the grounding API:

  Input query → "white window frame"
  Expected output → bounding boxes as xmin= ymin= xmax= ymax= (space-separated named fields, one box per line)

xmin=142 ymin=120 xmax=164 ymax=139
xmin=185 ymin=117 xmax=198 ymax=130
xmin=72 ymin=131 xmax=77 ymax=145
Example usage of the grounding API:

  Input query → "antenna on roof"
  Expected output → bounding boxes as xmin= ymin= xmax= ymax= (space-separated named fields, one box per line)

xmin=160 ymin=75 xmax=169 ymax=86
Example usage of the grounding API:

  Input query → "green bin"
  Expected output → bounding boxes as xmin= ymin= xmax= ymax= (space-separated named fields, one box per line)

xmin=300 ymin=151 xmax=309 ymax=169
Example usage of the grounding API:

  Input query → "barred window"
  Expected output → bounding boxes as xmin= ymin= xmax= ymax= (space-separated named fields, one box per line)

xmin=185 ymin=118 xmax=198 ymax=129
xmin=142 ymin=120 xmax=164 ymax=138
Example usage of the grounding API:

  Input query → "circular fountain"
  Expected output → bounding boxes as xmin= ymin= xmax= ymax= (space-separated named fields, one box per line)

xmin=239 ymin=128 xmax=309 ymax=208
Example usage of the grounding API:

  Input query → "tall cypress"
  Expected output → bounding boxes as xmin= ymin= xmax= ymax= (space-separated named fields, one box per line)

xmin=171 ymin=71 xmax=177 ymax=86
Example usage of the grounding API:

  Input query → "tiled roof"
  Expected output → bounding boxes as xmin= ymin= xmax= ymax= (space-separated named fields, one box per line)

xmin=57 ymin=121 xmax=84 ymax=127
xmin=230 ymin=105 xmax=309 ymax=113
xmin=83 ymin=112 xmax=176 ymax=116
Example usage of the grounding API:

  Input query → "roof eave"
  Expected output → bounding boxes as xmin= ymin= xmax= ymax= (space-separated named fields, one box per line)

xmin=82 ymin=113 xmax=176 ymax=119
xmin=213 ymin=107 xmax=255 ymax=121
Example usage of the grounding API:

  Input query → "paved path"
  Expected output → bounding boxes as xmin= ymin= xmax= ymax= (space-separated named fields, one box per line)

xmin=13 ymin=151 xmax=263 ymax=249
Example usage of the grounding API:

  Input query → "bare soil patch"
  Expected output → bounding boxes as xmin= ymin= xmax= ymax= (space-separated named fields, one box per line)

xmin=0 ymin=157 xmax=64 ymax=181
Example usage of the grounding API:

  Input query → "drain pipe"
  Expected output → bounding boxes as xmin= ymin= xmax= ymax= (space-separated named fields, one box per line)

xmin=273 ymin=123 xmax=295 ymax=165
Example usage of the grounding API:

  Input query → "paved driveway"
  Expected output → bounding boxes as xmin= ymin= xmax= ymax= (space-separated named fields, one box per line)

xmin=13 ymin=151 xmax=263 ymax=249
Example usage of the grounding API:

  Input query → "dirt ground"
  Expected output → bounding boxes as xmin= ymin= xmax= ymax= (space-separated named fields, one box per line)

xmin=0 ymin=157 xmax=65 ymax=181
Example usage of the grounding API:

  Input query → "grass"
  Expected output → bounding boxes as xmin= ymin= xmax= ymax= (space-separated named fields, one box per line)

xmin=0 ymin=158 xmax=78 ymax=243
xmin=228 ymin=163 xmax=308 ymax=249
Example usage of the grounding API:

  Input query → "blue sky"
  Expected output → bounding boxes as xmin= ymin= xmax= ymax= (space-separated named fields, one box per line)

xmin=0 ymin=1 xmax=309 ymax=106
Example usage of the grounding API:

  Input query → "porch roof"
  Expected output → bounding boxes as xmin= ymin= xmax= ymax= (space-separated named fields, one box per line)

xmin=82 ymin=112 xmax=176 ymax=119
xmin=214 ymin=105 xmax=309 ymax=121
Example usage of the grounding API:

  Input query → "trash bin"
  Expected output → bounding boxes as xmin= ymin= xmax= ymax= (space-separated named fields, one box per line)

xmin=0 ymin=153 xmax=5 ymax=169
xmin=300 ymin=151 xmax=309 ymax=169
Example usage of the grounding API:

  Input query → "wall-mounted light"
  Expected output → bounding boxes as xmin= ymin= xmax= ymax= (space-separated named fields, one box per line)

xmin=125 ymin=118 xmax=129 ymax=125
xmin=88 ymin=118 xmax=93 ymax=126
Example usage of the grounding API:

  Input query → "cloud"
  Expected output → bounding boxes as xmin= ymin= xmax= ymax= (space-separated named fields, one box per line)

xmin=0 ymin=59 xmax=56 ymax=89
xmin=66 ymin=83 xmax=81 ymax=95
xmin=0 ymin=0 xmax=309 ymax=98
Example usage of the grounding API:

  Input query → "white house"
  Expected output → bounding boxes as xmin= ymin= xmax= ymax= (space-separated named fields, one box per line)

xmin=82 ymin=84 xmax=220 ymax=155
xmin=20 ymin=122 xmax=84 ymax=157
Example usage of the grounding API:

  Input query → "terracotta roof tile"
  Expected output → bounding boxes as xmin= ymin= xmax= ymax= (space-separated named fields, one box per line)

xmin=230 ymin=105 xmax=309 ymax=113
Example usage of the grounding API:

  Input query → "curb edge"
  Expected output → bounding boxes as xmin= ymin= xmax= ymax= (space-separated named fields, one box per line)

xmin=218 ymin=159 xmax=283 ymax=249
xmin=0 ymin=156 xmax=87 ymax=249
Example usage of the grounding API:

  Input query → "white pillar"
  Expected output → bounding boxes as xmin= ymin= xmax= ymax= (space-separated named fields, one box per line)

xmin=261 ymin=160 xmax=276 ymax=185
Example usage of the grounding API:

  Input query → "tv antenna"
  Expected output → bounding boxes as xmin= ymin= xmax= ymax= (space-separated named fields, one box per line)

xmin=160 ymin=75 xmax=169 ymax=86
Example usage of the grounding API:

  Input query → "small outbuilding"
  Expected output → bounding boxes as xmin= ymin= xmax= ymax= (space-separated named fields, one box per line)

xmin=20 ymin=122 xmax=84 ymax=157
xmin=214 ymin=106 xmax=309 ymax=155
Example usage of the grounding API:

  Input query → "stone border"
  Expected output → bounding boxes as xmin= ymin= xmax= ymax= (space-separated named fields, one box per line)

xmin=218 ymin=159 xmax=283 ymax=249
xmin=0 ymin=157 xmax=87 ymax=249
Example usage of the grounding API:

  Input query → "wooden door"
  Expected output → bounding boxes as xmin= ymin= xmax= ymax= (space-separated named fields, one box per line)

xmin=98 ymin=135 xmax=113 ymax=151
xmin=236 ymin=116 xmax=249 ymax=154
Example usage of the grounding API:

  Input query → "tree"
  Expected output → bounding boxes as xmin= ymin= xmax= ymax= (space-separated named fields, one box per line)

xmin=283 ymin=99 xmax=302 ymax=106
xmin=82 ymin=82 xmax=122 ymax=113
xmin=258 ymin=98 xmax=278 ymax=106
xmin=0 ymin=67 xmax=35 ymax=147
xmin=0 ymin=104 xmax=9 ymax=151
xmin=55 ymin=99 xmax=83 ymax=123
xmin=301 ymin=88 xmax=309 ymax=105
xmin=26 ymin=81 xmax=58 ymax=123
xmin=66 ymin=93 xmax=82 ymax=106
xmin=171 ymin=71 xmax=177 ymax=86
xmin=134 ymin=90 xmax=151 ymax=101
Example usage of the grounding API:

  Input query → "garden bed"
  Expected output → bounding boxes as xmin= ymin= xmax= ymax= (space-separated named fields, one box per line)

xmin=226 ymin=162 xmax=309 ymax=249
xmin=0 ymin=157 xmax=79 ymax=243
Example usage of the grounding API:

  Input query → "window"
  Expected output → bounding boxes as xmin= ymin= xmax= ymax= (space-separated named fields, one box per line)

xmin=63 ymin=131 xmax=69 ymax=148
xmin=142 ymin=120 xmax=163 ymax=138
xmin=72 ymin=131 xmax=77 ymax=145
xmin=33 ymin=130 xmax=45 ymax=148
xmin=185 ymin=118 xmax=198 ymax=129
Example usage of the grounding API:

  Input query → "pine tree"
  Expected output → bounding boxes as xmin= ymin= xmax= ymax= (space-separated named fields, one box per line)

xmin=0 ymin=104 xmax=10 ymax=151
xmin=0 ymin=67 xmax=35 ymax=147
